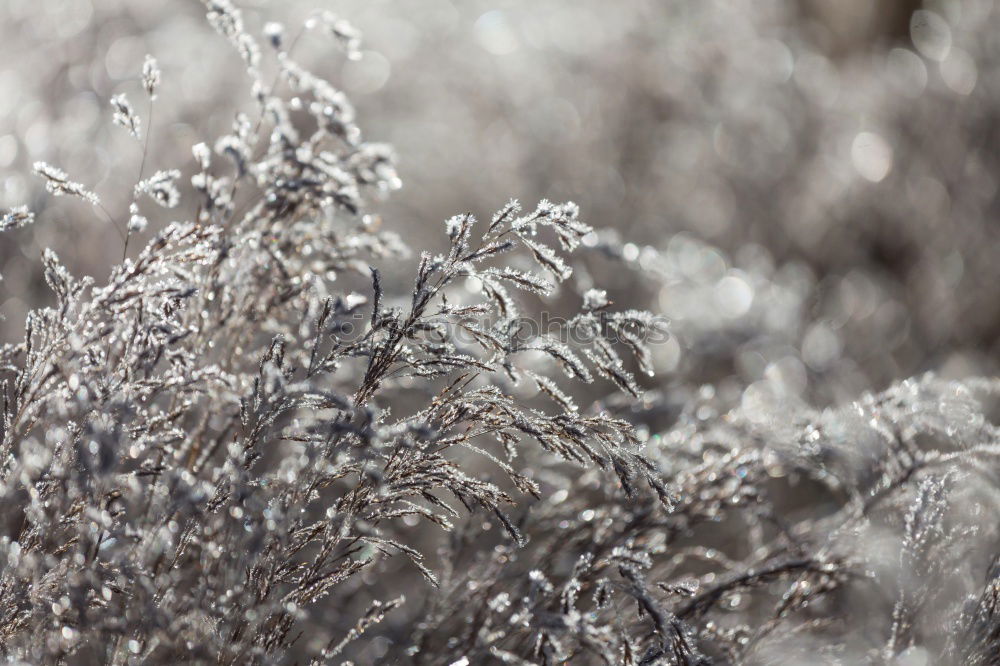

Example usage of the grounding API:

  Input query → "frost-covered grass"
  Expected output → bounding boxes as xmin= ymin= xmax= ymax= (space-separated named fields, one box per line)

xmin=1 ymin=2 xmax=1000 ymax=664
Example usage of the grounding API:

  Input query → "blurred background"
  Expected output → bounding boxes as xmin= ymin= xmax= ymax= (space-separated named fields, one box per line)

xmin=1 ymin=0 xmax=998 ymax=410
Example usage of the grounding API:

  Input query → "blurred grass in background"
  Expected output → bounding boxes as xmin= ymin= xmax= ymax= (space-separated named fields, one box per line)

xmin=1 ymin=0 xmax=997 ymax=405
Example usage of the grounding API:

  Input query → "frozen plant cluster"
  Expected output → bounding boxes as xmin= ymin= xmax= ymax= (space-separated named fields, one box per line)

xmin=0 ymin=1 xmax=999 ymax=665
